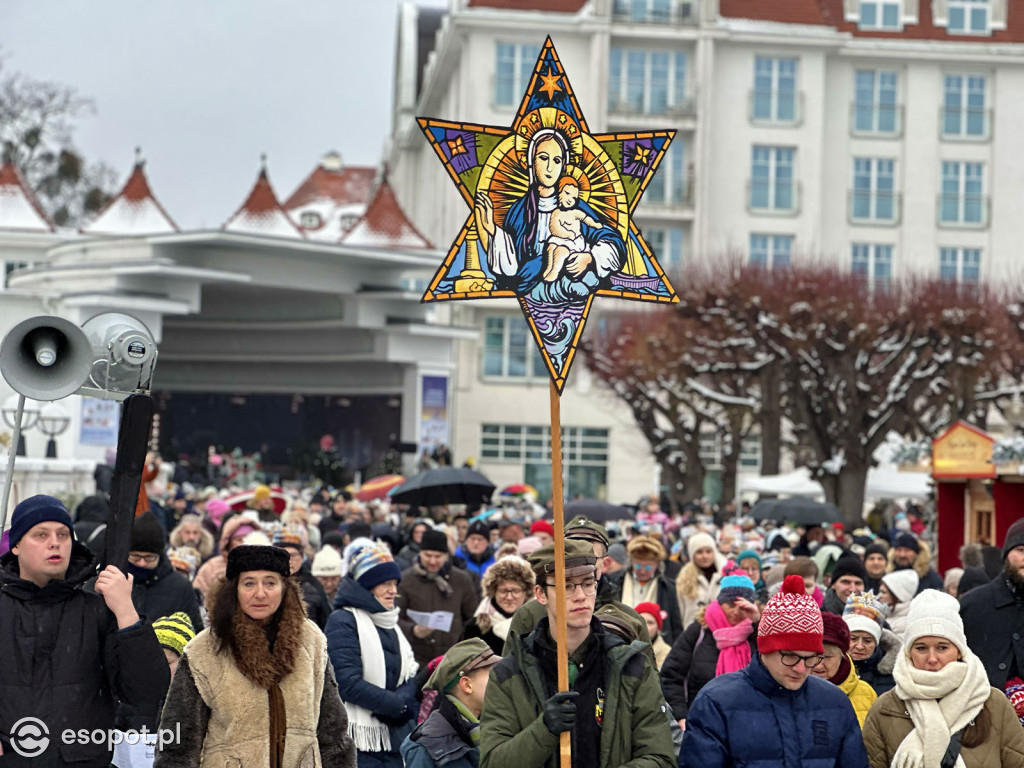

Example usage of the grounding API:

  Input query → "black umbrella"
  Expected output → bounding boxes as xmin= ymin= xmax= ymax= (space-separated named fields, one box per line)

xmin=389 ymin=466 xmax=496 ymax=507
xmin=750 ymin=497 xmax=841 ymax=525
xmin=544 ymin=499 xmax=635 ymax=524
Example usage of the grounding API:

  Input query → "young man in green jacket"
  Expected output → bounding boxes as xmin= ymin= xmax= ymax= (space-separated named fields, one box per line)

xmin=479 ymin=539 xmax=675 ymax=768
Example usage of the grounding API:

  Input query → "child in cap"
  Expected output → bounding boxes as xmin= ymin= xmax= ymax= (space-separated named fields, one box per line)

xmin=634 ymin=601 xmax=671 ymax=670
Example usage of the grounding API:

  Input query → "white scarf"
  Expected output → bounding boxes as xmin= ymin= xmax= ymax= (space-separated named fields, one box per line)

xmin=891 ymin=649 xmax=991 ymax=768
xmin=344 ymin=606 xmax=418 ymax=752
xmin=621 ymin=571 xmax=659 ymax=608
xmin=474 ymin=596 xmax=513 ymax=640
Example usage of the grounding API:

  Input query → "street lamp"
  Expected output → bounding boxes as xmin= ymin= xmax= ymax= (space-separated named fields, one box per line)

xmin=2 ymin=395 xmax=41 ymax=456
xmin=37 ymin=401 xmax=71 ymax=458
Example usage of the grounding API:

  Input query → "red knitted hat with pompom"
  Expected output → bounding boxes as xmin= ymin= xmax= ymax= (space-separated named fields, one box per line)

xmin=757 ymin=574 xmax=824 ymax=655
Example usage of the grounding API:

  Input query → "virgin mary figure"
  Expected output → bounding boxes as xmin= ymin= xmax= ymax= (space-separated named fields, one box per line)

xmin=474 ymin=127 xmax=625 ymax=304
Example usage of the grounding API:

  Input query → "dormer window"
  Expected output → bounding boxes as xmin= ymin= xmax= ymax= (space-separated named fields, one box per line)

xmin=859 ymin=0 xmax=901 ymax=30
xmin=948 ymin=0 xmax=989 ymax=34
xmin=300 ymin=211 xmax=322 ymax=229
xmin=340 ymin=213 xmax=359 ymax=231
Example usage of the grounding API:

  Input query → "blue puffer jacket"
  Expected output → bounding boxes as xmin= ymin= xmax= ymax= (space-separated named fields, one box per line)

xmin=325 ymin=576 xmax=419 ymax=753
xmin=680 ymin=654 xmax=869 ymax=768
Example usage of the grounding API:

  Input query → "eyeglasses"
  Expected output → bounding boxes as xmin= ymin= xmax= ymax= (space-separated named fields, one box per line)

xmin=633 ymin=563 xmax=656 ymax=572
xmin=497 ymin=587 xmax=524 ymax=597
xmin=778 ymin=652 xmax=826 ymax=669
xmin=545 ymin=579 xmax=598 ymax=596
xmin=127 ymin=553 xmax=160 ymax=565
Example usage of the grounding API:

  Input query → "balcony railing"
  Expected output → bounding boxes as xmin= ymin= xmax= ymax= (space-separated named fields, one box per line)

xmin=937 ymin=194 xmax=990 ymax=228
xmin=747 ymin=180 xmax=801 ymax=215
xmin=642 ymin=178 xmax=694 ymax=210
xmin=848 ymin=190 xmax=902 ymax=225
xmin=611 ymin=0 xmax=697 ymax=26
xmin=749 ymin=90 xmax=804 ymax=127
xmin=939 ymin=106 xmax=992 ymax=141
xmin=607 ymin=95 xmax=697 ymax=118
xmin=849 ymin=102 xmax=904 ymax=138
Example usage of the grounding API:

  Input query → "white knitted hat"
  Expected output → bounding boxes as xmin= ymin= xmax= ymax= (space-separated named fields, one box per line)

xmin=311 ymin=546 xmax=342 ymax=577
xmin=903 ymin=589 xmax=968 ymax=656
xmin=843 ymin=613 xmax=881 ymax=644
xmin=687 ymin=532 xmax=717 ymax=560
xmin=882 ymin=568 xmax=919 ymax=604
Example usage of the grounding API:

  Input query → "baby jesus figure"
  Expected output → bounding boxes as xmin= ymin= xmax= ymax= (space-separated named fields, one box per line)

xmin=542 ymin=177 xmax=603 ymax=282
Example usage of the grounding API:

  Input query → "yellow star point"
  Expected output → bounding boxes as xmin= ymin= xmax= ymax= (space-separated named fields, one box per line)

xmin=539 ymin=72 xmax=562 ymax=101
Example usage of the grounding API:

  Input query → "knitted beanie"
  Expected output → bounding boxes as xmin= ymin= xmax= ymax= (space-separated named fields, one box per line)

xmin=830 ymin=555 xmax=868 ymax=585
xmin=821 ymin=610 xmax=850 ymax=654
xmin=130 ymin=511 xmax=166 ymax=555
xmin=420 ymin=529 xmax=449 ymax=553
xmin=893 ymin=533 xmax=920 ymax=554
xmin=718 ymin=573 xmax=757 ymax=605
xmin=152 ymin=612 xmax=195 ymax=657
xmin=687 ymin=532 xmax=717 ymax=560
xmin=350 ymin=542 xmax=403 ymax=590
xmin=1004 ymin=678 xmax=1024 ymax=727
xmin=903 ymin=589 xmax=969 ymax=656
xmin=757 ymin=574 xmax=824 ymax=655
xmin=842 ymin=591 xmax=885 ymax=643
xmin=634 ymin=601 xmax=665 ymax=631
xmin=9 ymin=495 xmax=74 ymax=549
xmin=271 ymin=527 xmax=304 ymax=552
xmin=864 ymin=542 xmax=889 ymax=561
xmin=1003 ymin=518 xmax=1024 ymax=560
xmin=736 ymin=549 xmax=762 ymax=569
xmin=882 ymin=569 xmax=919 ymax=604
xmin=311 ymin=546 xmax=343 ymax=577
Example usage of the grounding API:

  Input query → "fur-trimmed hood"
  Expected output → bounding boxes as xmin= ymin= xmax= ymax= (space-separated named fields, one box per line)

xmin=169 ymin=520 xmax=216 ymax=559
xmin=481 ymin=555 xmax=534 ymax=598
xmin=875 ymin=627 xmax=901 ymax=676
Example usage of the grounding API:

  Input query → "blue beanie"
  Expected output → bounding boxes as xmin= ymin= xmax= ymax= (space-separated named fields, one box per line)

xmin=718 ymin=574 xmax=757 ymax=605
xmin=9 ymin=495 xmax=75 ymax=549
xmin=350 ymin=542 xmax=403 ymax=590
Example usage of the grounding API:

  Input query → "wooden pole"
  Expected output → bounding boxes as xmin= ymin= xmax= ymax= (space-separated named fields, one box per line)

xmin=549 ymin=380 xmax=571 ymax=768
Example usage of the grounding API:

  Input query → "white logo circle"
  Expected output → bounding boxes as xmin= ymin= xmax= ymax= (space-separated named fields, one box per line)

xmin=10 ymin=716 xmax=49 ymax=757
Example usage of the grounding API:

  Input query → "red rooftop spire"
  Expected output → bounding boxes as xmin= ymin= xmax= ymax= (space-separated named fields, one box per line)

xmin=82 ymin=149 xmax=179 ymax=236
xmin=0 ymin=161 xmax=55 ymax=233
xmin=223 ymin=155 xmax=304 ymax=239
xmin=340 ymin=174 xmax=433 ymax=250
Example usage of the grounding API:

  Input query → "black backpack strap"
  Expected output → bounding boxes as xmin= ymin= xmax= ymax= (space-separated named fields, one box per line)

xmin=941 ymin=729 xmax=964 ymax=768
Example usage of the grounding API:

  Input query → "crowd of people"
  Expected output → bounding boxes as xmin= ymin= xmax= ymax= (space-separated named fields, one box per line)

xmin=2 ymin=478 xmax=1024 ymax=768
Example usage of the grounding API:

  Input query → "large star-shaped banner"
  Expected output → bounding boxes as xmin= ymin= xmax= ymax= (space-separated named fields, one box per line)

xmin=418 ymin=38 xmax=678 ymax=393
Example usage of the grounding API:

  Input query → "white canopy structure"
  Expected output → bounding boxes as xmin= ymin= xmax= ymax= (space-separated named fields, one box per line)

xmin=738 ymin=467 xmax=931 ymax=501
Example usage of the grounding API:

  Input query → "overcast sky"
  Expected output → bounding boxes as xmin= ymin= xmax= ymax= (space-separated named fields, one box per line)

xmin=1 ymin=0 xmax=445 ymax=228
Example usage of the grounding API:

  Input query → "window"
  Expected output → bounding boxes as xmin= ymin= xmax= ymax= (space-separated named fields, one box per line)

xmin=940 ymin=162 xmax=985 ymax=225
xmin=750 ymin=147 xmax=796 ymax=212
xmin=942 ymin=75 xmax=987 ymax=138
xmin=948 ymin=0 xmax=990 ymax=34
xmin=612 ymin=0 xmax=694 ymax=23
xmin=495 ymin=43 xmax=541 ymax=107
xmin=481 ymin=424 xmax=609 ymax=499
xmin=609 ymin=49 xmax=688 ymax=115
xmin=939 ymin=247 xmax=981 ymax=284
xmin=851 ymin=158 xmax=897 ymax=223
xmin=853 ymin=70 xmax=899 ymax=134
xmin=739 ymin=435 xmax=762 ymax=470
xmin=646 ymin=227 xmax=685 ymax=271
xmin=851 ymin=243 xmax=893 ymax=290
xmin=749 ymin=234 xmax=793 ymax=269
xmin=752 ymin=57 xmax=798 ymax=123
xmin=859 ymin=0 xmax=901 ymax=29
xmin=482 ymin=316 xmax=547 ymax=380
xmin=645 ymin=141 xmax=687 ymax=204
xmin=299 ymin=211 xmax=322 ymax=229
xmin=699 ymin=431 xmax=723 ymax=467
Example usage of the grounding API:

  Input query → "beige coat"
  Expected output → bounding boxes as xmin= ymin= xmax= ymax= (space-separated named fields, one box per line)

xmin=862 ymin=687 xmax=1024 ymax=768
xmin=675 ymin=555 xmax=725 ymax=631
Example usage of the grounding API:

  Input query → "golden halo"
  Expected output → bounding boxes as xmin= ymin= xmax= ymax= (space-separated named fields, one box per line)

xmin=514 ymin=108 xmax=583 ymax=166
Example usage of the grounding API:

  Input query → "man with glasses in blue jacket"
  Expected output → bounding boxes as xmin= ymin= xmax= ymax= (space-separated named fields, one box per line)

xmin=681 ymin=575 xmax=869 ymax=768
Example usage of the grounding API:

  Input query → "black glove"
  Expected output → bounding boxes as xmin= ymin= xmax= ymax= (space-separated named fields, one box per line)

xmin=542 ymin=690 xmax=579 ymax=734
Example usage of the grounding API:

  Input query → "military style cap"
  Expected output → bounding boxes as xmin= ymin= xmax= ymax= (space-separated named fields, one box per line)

xmin=426 ymin=638 xmax=502 ymax=692
xmin=565 ymin=515 xmax=610 ymax=550
xmin=528 ymin=538 xmax=598 ymax=582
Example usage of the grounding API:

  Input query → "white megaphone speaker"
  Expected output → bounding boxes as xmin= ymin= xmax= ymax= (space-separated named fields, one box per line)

xmin=0 ymin=315 xmax=93 ymax=401
xmin=79 ymin=312 xmax=159 ymax=401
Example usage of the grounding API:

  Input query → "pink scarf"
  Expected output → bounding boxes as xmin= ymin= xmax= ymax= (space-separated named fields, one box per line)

xmin=704 ymin=601 xmax=753 ymax=676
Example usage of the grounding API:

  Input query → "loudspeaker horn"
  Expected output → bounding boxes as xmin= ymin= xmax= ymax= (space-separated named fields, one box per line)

xmin=0 ymin=315 xmax=93 ymax=401
xmin=79 ymin=312 xmax=158 ymax=400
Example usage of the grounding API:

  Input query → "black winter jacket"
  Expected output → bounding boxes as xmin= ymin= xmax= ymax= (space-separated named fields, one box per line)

xmin=662 ymin=617 xmax=758 ymax=719
xmin=0 ymin=543 xmax=170 ymax=767
xmin=297 ymin=563 xmax=332 ymax=629
xmin=961 ymin=575 xmax=1024 ymax=688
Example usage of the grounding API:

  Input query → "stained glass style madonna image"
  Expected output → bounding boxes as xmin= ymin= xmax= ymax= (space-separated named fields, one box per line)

xmin=418 ymin=38 xmax=678 ymax=392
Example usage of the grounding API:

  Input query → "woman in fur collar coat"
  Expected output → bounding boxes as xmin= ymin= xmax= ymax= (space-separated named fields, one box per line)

xmin=463 ymin=555 xmax=534 ymax=655
xmin=325 ymin=542 xmax=420 ymax=768
xmin=155 ymin=545 xmax=355 ymax=768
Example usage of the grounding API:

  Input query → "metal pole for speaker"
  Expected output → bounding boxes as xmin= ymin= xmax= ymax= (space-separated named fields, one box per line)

xmin=0 ymin=395 xmax=26 ymax=534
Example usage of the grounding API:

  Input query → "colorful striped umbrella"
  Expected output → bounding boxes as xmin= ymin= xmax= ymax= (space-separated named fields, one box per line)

xmin=356 ymin=474 xmax=406 ymax=501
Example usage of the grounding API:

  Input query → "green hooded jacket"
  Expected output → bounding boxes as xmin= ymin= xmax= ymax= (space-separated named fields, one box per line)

xmin=480 ymin=619 xmax=674 ymax=768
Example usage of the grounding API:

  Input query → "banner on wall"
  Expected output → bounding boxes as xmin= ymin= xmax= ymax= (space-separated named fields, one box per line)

xmin=419 ymin=376 xmax=449 ymax=456
xmin=80 ymin=397 xmax=120 ymax=445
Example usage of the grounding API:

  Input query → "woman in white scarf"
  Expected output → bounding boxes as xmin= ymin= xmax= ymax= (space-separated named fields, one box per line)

xmin=463 ymin=554 xmax=534 ymax=654
xmin=325 ymin=542 xmax=419 ymax=768
xmin=862 ymin=590 xmax=1024 ymax=768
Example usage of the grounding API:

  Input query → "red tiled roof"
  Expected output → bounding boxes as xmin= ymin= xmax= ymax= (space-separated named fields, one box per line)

xmin=467 ymin=0 xmax=586 ymax=10
xmin=81 ymin=156 xmax=179 ymax=235
xmin=283 ymin=165 xmax=376 ymax=211
xmin=0 ymin=161 xmax=55 ymax=232
xmin=223 ymin=164 xmax=304 ymax=238
xmin=721 ymin=0 xmax=1024 ymax=41
xmin=340 ymin=178 xmax=433 ymax=250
